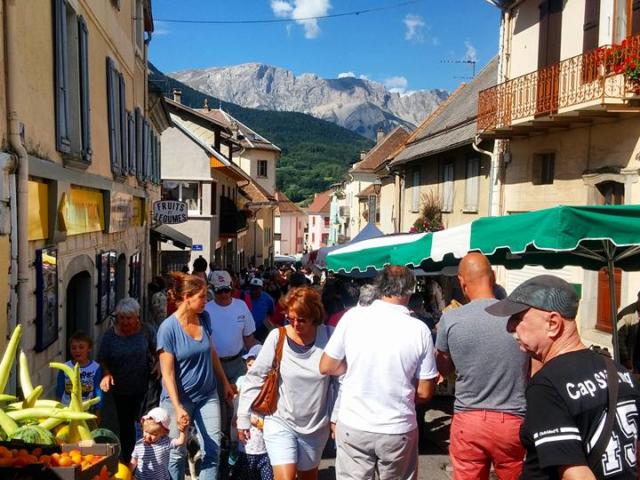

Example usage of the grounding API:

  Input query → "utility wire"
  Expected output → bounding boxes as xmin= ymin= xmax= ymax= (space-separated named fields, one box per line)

xmin=154 ymin=0 xmax=427 ymax=25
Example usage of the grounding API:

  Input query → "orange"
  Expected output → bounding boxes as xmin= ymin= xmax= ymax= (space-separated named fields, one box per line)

xmin=71 ymin=454 xmax=82 ymax=465
xmin=68 ymin=449 xmax=81 ymax=457
xmin=31 ymin=447 xmax=42 ymax=456
xmin=58 ymin=456 xmax=73 ymax=467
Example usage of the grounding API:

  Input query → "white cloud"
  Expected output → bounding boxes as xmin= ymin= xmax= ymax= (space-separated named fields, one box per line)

xmin=271 ymin=0 xmax=331 ymax=39
xmin=338 ymin=72 xmax=356 ymax=78
xmin=464 ymin=41 xmax=477 ymax=62
xmin=383 ymin=75 xmax=409 ymax=94
xmin=404 ymin=14 xmax=425 ymax=43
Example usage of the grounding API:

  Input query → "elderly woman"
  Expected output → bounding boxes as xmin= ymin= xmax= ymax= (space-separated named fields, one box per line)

xmin=157 ymin=273 xmax=234 ymax=480
xmin=98 ymin=297 xmax=150 ymax=462
xmin=237 ymin=286 xmax=334 ymax=480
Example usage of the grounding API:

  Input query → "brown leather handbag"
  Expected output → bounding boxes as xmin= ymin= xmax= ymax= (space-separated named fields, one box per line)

xmin=251 ymin=327 xmax=286 ymax=416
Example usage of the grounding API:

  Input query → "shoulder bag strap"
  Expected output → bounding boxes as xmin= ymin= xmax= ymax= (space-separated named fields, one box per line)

xmin=587 ymin=357 xmax=620 ymax=470
xmin=272 ymin=327 xmax=287 ymax=371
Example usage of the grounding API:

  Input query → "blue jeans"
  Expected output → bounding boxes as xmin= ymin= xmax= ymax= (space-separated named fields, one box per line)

xmin=162 ymin=395 xmax=221 ymax=480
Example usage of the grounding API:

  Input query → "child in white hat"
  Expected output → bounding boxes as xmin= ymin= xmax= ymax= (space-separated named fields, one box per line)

xmin=130 ymin=407 xmax=186 ymax=480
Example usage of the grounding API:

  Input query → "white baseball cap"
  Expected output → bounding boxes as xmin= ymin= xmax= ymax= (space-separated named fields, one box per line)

xmin=242 ymin=344 xmax=262 ymax=360
xmin=210 ymin=270 xmax=232 ymax=289
xmin=249 ymin=277 xmax=263 ymax=288
xmin=142 ymin=407 xmax=170 ymax=430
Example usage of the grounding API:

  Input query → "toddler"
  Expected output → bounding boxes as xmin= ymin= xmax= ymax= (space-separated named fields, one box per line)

xmin=234 ymin=345 xmax=273 ymax=480
xmin=130 ymin=407 xmax=185 ymax=480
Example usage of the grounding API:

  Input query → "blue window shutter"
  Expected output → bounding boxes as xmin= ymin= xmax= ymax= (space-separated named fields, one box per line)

xmin=119 ymin=74 xmax=127 ymax=174
xmin=128 ymin=112 xmax=135 ymax=175
xmin=78 ymin=16 xmax=91 ymax=163
xmin=106 ymin=57 xmax=119 ymax=175
xmin=142 ymin=120 xmax=149 ymax=181
xmin=156 ymin=133 xmax=161 ymax=184
xmin=53 ymin=0 xmax=70 ymax=153
xmin=135 ymin=108 xmax=143 ymax=181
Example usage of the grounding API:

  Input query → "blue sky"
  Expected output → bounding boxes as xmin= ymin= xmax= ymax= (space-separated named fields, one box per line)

xmin=149 ymin=1 xmax=501 ymax=93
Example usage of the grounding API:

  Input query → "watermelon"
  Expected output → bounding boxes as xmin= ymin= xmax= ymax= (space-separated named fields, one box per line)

xmin=9 ymin=425 xmax=56 ymax=445
xmin=91 ymin=428 xmax=120 ymax=446
xmin=53 ymin=424 xmax=70 ymax=445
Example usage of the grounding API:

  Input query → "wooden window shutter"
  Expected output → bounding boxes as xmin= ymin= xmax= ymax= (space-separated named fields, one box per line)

xmin=538 ymin=0 xmax=563 ymax=67
xmin=632 ymin=0 xmax=640 ymax=35
xmin=127 ymin=112 xmax=135 ymax=175
xmin=118 ymin=74 xmax=127 ymax=175
xmin=54 ymin=0 xmax=70 ymax=153
xmin=78 ymin=16 xmax=91 ymax=162
xmin=106 ymin=57 xmax=119 ymax=175
xmin=135 ymin=108 xmax=143 ymax=181
xmin=583 ymin=0 xmax=600 ymax=52
xmin=142 ymin=119 xmax=149 ymax=181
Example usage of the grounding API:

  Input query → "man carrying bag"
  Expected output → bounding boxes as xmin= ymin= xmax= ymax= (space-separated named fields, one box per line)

xmin=486 ymin=275 xmax=640 ymax=479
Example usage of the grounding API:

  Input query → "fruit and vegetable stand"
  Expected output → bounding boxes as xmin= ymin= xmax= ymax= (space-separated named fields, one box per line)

xmin=0 ymin=325 xmax=126 ymax=480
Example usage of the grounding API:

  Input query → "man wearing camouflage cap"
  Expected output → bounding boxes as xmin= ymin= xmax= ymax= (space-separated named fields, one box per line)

xmin=487 ymin=275 xmax=640 ymax=479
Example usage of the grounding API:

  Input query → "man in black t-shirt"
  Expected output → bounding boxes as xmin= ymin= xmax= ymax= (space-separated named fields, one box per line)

xmin=486 ymin=275 xmax=640 ymax=479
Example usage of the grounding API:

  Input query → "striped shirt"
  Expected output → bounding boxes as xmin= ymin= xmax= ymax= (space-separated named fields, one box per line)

xmin=131 ymin=436 xmax=176 ymax=480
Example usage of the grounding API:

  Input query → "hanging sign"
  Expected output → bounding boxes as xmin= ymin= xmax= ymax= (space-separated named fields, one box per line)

xmin=152 ymin=200 xmax=188 ymax=224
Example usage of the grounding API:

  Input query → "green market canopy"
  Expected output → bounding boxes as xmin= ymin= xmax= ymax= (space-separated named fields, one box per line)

xmin=326 ymin=205 xmax=640 ymax=358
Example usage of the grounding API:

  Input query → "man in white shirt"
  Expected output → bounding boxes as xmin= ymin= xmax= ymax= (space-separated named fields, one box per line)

xmin=319 ymin=265 xmax=438 ymax=480
xmin=205 ymin=270 xmax=257 ymax=449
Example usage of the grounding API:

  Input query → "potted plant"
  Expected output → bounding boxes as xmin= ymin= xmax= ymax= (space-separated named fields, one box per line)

xmin=409 ymin=191 xmax=445 ymax=233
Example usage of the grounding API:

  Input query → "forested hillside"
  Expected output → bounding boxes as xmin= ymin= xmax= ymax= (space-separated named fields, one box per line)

xmin=150 ymin=64 xmax=373 ymax=204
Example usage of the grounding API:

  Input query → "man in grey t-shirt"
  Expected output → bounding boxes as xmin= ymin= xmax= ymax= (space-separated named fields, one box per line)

xmin=436 ymin=253 xmax=528 ymax=480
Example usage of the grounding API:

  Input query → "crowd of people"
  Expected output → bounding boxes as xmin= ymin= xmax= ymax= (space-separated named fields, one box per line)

xmin=57 ymin=253 xmax=640 ymax=480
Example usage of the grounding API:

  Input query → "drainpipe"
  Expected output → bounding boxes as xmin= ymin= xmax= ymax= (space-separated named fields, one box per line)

xmin=5 ymin=0 xmax=29 ymax=339
xmin=473 ymin=135 xmax=500 ymax=217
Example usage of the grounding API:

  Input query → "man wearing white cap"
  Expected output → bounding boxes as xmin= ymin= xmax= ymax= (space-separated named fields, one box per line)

xmin=206 ymin=270 xmax=257 ymax=451
xmin=246 ymin=277 xmax=275 ymax=343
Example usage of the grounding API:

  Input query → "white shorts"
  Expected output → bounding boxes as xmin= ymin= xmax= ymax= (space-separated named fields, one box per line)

xmin=263 ymin=416 xmax=330 ymax=471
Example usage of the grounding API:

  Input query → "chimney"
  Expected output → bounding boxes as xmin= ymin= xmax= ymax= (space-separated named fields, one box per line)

xmin=360 ymin=151 xmax=366 ymax=160
xmin=172 ymin=89 xmax=182 ymax=104
xmin=203 ymin=98 xmax=209 ymax=110
xmin=376 ymin=127 xmax=385 ymax=144
xmin=231 ymin=121 xmax=240 ymax=140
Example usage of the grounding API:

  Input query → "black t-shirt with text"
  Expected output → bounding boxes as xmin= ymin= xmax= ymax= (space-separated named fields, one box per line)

xmin=521 ymin=349 xmax=640 ymax=479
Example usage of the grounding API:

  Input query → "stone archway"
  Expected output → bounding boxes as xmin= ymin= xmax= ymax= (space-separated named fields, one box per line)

xmin=60 ymin=254 xmax=95 ymax=345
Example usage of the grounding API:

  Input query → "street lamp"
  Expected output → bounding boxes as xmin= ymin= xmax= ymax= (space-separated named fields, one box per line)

xmin=368 ymin=179 xmax=382 ymax=224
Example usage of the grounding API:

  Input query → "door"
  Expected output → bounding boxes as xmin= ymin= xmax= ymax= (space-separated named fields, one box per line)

xmin=596 ymin=181 xmax=624 ymax=332
xmin=536 ymin=0 xmax=562 ymax=116
xmin=66 ymin=271 xmax=91 ymax=355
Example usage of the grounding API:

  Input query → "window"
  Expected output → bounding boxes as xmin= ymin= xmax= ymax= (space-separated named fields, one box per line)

xmin=162 ymin=181 xmax=202 ymax=214
xmin=614 ymin=0 xmax=631 ymax=43
xmin=464 ymin=157 xmax=480 ymax=213
xmin=257 ymin=160 xmax=268 ymax=178
xmin=367 ymin=195 xmax=380 ymax=224
xmin=411 ymin=169 xmax=421 ymax=212
xmin=311 ymin=233 xmax=315 ymax=243
xmin=107 ymin=58 xmax=127 ymax=177
xmin=53 ymin=1 xmax=91 ymax=163
xmin=442 ymin=162 xmax=455 ymax=213
xmin=312 ymin=217 xmax=316 ymax=226
xmin=135 ymin=108 xmax=143 ymax=180
xmin=532 ymin=153 xmax=555 ymax=185
xmin=324 ymin=217 xmax=330 ymax=227
xmin=321 ymin=233 xmax=329 ymax=245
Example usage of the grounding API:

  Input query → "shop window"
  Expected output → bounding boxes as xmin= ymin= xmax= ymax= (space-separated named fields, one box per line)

xmin=532 ymin=153 xmax=555 ymax=185
xmin=257 ymin=160 xmax=268 ymax=178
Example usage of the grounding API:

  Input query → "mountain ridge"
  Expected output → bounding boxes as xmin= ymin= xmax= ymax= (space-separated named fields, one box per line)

xmin=169 ymin=63 xmax=448 ymax=140
xmin=149 ymin=63 xmax=373 ymax=205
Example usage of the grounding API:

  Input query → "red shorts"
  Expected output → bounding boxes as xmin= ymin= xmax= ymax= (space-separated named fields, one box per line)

xmin=449 ymin=410 xmax=525 ymax=480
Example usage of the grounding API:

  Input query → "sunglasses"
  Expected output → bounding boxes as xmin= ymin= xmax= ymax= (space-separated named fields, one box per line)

xmin=214 ymin=287 xmax=232 ymax=294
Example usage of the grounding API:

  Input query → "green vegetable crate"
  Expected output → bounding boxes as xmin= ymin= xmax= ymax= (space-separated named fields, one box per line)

xmin=0 ymin=441 xmax=119 ymax=480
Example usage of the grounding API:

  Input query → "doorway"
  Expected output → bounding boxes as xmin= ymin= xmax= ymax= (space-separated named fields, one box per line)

xmin=116 ymin=254 xmax=126 ymax=306
xmin=536 ymin=0 xmax=562 ymax=116
xmin=66 ymin=271 xmax=91 ymax=355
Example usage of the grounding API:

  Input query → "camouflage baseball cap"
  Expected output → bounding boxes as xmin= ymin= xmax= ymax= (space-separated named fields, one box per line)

xmin=485 ymin=275 xmax=579 ymax=319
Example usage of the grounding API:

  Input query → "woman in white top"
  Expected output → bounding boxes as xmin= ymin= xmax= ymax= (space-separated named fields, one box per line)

xmin=237 ymin=286 xmax=334 ymax=480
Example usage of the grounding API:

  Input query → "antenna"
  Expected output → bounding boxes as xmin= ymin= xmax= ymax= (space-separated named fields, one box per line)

xmin=440 ymin=59 xmax=477 ymax=78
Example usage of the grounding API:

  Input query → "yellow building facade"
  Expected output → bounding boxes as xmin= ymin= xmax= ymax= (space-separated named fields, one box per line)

xmin=0 ymin=0 xmax=166 ymax=392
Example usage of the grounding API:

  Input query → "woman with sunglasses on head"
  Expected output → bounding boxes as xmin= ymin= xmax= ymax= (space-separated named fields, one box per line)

xmin=157 ymin=272 xmax=234 ymax=480
xmin=237 ymin=286 xmax=336 ymax=480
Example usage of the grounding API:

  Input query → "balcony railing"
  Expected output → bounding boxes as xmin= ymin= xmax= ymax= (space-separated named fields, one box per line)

xmin=478 ymin=35 xmax=640 ymax=136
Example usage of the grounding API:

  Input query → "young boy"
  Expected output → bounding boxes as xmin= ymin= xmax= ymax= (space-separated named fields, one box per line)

xmin=234 ymin=345 xmax=273 ymax=480
xmin=55 ymin=331 xmax=103 ymax=421
xmin=130 ymin=407 xmax=186 ymax=480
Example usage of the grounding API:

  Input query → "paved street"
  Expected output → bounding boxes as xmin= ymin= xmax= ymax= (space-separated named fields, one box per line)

xmin=318 ymin=396 xmax=454 ymax=480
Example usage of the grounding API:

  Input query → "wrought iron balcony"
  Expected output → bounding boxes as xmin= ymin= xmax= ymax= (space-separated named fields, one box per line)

xmin=478 ymin=35 xmax=640 ymax=138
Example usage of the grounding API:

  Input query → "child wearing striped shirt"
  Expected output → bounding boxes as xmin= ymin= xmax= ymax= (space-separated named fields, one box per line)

xmin=130 ymin=407 xmax=185 ymax=480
